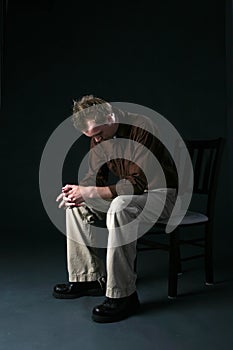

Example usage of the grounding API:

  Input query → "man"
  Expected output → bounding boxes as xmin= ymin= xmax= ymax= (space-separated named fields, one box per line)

xmin=54 ymin=95 xmax=178 ymax=323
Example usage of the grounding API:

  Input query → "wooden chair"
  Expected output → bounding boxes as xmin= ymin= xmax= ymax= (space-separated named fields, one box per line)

xmin=136 ymin=137 xmax=225 ymax=298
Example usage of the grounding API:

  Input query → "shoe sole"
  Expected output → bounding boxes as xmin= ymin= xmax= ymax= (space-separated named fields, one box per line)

xmin=92 ymin=304 xmax=140 ymax=323
xmin=53 ymin=289 xmax=105 ymax=299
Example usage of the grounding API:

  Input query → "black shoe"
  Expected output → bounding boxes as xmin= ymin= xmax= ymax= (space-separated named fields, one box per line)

xmin=53 ymin=277 xmax=106 ymax=299
xmin=92 ymin=291 xmax=140 ymax=323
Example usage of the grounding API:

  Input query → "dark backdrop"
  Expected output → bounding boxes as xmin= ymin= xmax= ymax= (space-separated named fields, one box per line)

xmin=0 ymin=0 xmax=232 ymax=262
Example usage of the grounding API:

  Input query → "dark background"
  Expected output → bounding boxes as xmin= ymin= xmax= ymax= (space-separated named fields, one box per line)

xmin=0 ymin=1 xmax=233 ymax=349
xmin=1 ymin=0 xmax=232 ymax=258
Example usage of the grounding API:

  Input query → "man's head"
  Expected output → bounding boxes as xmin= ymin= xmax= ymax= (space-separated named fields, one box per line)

xmin=72 ymin=95 xmax=118 ymax=143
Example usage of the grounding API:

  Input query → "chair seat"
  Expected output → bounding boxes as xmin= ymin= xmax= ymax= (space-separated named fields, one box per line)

xmin=179 ymin=211 xmax=208 ymax=225
xmin=158 ymin=210 xmax=208 ymax=226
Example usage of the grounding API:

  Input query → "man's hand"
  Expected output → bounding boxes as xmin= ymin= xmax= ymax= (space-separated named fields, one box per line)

xmin=56 ymin=184 xmax=84 ymax=209
xmin=56 ymin=184 xmax=113 ymax=209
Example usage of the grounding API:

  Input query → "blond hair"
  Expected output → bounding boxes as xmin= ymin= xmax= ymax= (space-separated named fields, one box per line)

xmin=72 ymin=94 xmax=112 ymax=131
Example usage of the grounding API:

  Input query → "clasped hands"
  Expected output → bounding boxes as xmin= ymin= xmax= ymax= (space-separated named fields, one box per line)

xmin=56 ymin=184 xmax=85 ymax=209
xmin=56 ymin=184 xmax=112 ymax=209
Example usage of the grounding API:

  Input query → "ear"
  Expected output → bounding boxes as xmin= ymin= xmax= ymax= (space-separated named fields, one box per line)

xmin=106 ymin=113 xmax=115 ymax=125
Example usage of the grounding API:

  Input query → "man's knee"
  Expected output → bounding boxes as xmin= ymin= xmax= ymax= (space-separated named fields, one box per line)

xmin=65 ymin=207 xmax=82 ymax=222
xmin=107 ymin=195 xmax=133 ymax=215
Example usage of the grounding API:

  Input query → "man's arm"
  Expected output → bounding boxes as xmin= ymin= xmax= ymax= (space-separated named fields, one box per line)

xmin=56 ymin=184 xmax=113 ymax=208
xmin=56 ymin=137 xmax=112 ymax=208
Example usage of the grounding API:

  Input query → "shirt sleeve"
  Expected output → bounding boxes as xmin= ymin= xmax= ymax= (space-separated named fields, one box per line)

xmin=108 ymin=124 xmax=159 ymax=197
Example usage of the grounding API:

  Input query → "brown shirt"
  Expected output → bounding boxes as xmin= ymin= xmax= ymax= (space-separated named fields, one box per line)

xmin=80 ymin=108 xmax=178 ymax=197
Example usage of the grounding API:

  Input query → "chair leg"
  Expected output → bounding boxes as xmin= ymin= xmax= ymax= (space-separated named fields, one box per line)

xmin=168 ymin=230 xmax=179 ymax=298
xmin=176 ymin=230 xmax=182 ymax=275
xmin=205 ymin=223 xmax=214 ymax=285
xmin=134 ymin=254 xmax=138 ymax=273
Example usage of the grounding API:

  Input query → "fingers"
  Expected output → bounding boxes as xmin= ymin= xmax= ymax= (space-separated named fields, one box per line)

xmin=56 ymin=191 xmax=74 ymax=208
xmin=62 ymin=184 xmax=72 ymax=190
xmin=56 ymin=193 xmax=64 ymax=202
xmin=56 ymin=192 xmax=75 ymax=203
xmin=58 ymin=200 xmax=65 ymax=209
xmin=56 ymin=185 xmax=79 ymax=209
xmin=58 ymin=196 xmax=75 ymax=209
xmin=62 ymin=184 xmax=74 ymax=193
xmin=67 ymin=194 xmax=75 ymax=200
xmin=58 ymin=197 xmax=67 ymax=208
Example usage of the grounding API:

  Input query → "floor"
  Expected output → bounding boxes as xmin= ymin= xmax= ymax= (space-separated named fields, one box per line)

xmin=1 ymin=231 xmax=233 ymax=350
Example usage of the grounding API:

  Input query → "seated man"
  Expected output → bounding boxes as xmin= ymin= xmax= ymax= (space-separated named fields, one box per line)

xmin=54 ymin=94 xmax=178 ymax=323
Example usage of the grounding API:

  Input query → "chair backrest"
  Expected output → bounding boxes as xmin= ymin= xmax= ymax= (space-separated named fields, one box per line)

xmin=185 ymin=137 xmax=225 ymax=218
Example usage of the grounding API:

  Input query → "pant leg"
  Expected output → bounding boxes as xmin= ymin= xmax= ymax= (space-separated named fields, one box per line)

xmin=66 ymin=207 xmax=106 ymax=282
xmin=105 ymin=189 xmax=176 ymax=298
xmin=65 ymin=189 xmax=176 ymax=293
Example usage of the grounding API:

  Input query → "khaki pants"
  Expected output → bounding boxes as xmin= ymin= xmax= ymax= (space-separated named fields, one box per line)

xmin=66 ymin=189 xmax=176 ymax=298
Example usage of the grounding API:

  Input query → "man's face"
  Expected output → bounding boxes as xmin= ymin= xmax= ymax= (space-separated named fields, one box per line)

xmin=83 ymin=115 xmax=118 ymax=143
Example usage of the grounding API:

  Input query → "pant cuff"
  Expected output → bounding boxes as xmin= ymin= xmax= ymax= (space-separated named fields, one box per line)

xmin=105 ymin=285 xmax=136 ymax=298
xmin=69 ymin=272 xmax=104 ymax=282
